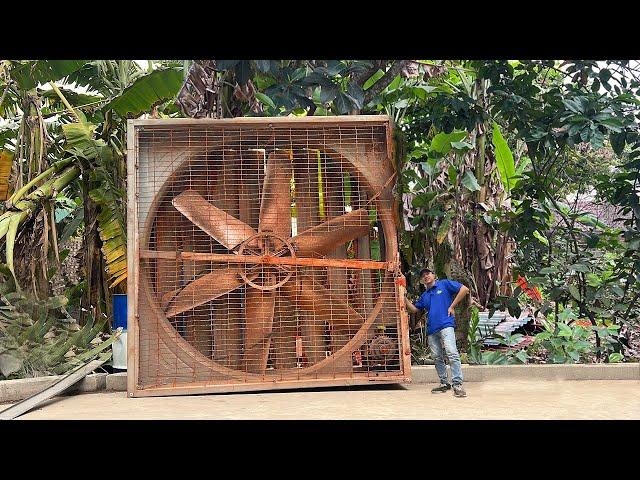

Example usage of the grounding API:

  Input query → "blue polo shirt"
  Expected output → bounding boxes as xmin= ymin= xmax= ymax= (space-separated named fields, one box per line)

xmin=415 ymin=279 xmax=463 ymax=335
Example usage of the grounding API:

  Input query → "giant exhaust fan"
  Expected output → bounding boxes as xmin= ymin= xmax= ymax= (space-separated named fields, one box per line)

xmin=127 ymin=115 xmax=411 ymax=396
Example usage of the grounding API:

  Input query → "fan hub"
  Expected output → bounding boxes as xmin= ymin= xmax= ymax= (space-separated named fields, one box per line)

xmin=238 ymin=232 xmax=295 ymax=291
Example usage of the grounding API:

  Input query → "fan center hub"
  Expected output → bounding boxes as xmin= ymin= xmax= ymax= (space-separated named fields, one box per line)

xmin=237 ymin=232 xmax=295 ymax=291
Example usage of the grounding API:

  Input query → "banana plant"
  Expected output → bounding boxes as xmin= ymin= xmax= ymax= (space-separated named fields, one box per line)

xmin=0 ymin=158 xmax=80 ymax=286
xmin=1 ymin=60 xmax=186 ymax=296
xmin=61 ymin=119 xmax=128 ymax=289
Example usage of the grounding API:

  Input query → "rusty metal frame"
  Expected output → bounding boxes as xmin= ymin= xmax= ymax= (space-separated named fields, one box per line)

xmin=127 ymin=115 xmax=411 ymax=397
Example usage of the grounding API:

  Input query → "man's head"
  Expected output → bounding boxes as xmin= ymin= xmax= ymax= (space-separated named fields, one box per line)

xmin=419 ymin=267 xmax=436 ymax=287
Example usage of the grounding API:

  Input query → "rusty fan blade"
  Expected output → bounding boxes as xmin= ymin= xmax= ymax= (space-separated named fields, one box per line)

xmin=243 ymin=283 xmax=276 ymax=374
xmin=164 ymin=266 xmax=248 ymax=318
xmin=291 ymin=208 xmax=370 ymax=257
xmin=258 ymin=151 xmax=292 ymax=238
xmin=173 ymin=189 xmax=256 ymax=250
xmin=281 ymin=274 xmax=364 ymax=334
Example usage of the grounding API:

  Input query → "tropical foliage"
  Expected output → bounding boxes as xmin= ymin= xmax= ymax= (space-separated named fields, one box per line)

xmin=0 ymin=60 xmax=183 ymax=376
xmin=0 ymin=59 xmax=638 ymax=378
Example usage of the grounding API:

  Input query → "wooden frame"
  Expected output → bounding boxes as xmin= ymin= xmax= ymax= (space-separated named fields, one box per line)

xmin=127 ymin=115 xmax=412 ymax=397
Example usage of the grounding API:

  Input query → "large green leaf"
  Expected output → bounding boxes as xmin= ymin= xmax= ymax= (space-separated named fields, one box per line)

xmin=492 ymin=122 xmax=517 ymax=192
xmin=11 ymin=60 xmax=89 ymax=90
xmin=514 ymin=350 xmax=528 ymax=363
xmin=334 ymin=92 xmax=352 ymax=114
xmin=62 ymin=123 xmax=99 ymax=159
xmin=363 ymin=69 xmax=384 ymax=90
xmin=576 ymin=214 xmax=608 ymax=229
xmin=558 ymin=323 xmax=573 ymax=337
xmin=254 ymin=92 xmax=275 ymax=109
xmin=411 ymin=191 xmax=437 ymax=208
xmin=568 ymin=285 xmax=581 ymax=301
xmin=436 ymin=216 xmax=452 ymax=244
xmin=58 ymin=208 xmax=84 ymax=245
xmin=430 ymin=131 xmax=467 ymax=155
xmin=320 ymin=85 xmax=339 ymax=104
xmin=104 ymin=68 xmax=184 ymax=117
xmin=608 ymin=352 xmax=624 ymax=363
xmin=461 ymin=171 xmax=481 ymax=192
xmin=447 ymin=165 xmax=458 ymax=185
xmin=420 ymin=158 xmax=439 ymax=176
xmin=533 ymin=230 xmax=549 ymax=246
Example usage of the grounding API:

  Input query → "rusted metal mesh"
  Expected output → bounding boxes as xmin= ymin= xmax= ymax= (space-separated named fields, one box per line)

xmin=133 ymin=120 xmax=407 ymax=391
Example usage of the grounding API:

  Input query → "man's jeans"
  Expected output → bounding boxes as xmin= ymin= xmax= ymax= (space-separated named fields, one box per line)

xmin=427 ymin=327 xmax=464 ymax=386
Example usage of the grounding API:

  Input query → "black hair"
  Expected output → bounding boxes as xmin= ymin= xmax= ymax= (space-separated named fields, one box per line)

xmin=419 ymin=268 xmax=434 ymax=277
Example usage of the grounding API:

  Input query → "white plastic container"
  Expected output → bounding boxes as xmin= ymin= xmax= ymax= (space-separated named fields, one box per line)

xmin=112 ymin=330 xmax=128 ymax=369
xmin=112 ymin=293 xmax=128 ymax=370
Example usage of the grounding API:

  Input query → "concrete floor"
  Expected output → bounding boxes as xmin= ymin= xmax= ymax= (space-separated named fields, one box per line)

xmin=10 ymin=379 xmax=640 ymax=420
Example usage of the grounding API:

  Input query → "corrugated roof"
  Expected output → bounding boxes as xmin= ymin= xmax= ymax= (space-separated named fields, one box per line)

xmin=477 ymin=311 xmax=533 ymax=346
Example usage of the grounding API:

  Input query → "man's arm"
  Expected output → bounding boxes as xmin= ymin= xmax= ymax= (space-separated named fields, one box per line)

xmin=447 ymin=284 xmax=470 ymax=317
xmin=405 ymin=296 xmax=420 ymax=314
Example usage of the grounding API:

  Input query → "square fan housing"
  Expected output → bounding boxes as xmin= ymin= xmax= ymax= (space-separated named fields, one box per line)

xmin=126 ymin=115 xmax=411 ymax=397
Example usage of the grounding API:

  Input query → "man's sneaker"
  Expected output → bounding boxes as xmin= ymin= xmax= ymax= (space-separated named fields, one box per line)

xmin=453 ymin=384 xmax=467 ymax=397
xmin=431 ymin=383 xmax=451 ymax=393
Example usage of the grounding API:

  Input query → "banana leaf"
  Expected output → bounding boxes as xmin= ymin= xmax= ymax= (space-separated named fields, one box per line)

xmin=11 ymin=60 xmax=89 ymax=90
xmin=104 ymin=68 xmax=184 ymax=117
xmin=0 ymin=150 xmax=13 ymax=201
xmin=90 ymin=177 xmax=127 ymax=289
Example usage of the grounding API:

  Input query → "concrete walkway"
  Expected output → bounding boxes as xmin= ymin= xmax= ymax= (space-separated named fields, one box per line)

xmin=11 ymin=379 xmax=640 ymax=420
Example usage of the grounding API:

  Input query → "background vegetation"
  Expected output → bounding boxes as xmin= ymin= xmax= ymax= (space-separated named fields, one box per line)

xmin=0 ymin=59 xmax=638 ymax=378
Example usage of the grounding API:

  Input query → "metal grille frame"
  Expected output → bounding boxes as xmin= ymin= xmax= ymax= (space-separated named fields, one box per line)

xmin=127 ymin=116 xmax=411 ymax=397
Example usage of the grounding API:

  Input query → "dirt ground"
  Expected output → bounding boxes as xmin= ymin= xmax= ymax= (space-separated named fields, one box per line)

xmin=9 ymin=379 xmax=640 ymax=420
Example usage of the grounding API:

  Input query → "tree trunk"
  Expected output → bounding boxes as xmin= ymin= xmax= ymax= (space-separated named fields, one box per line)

xmin=11 ymin=93 xmax=52 ymax=298
xmin=81 ymin=178 xmax=107 ymax=326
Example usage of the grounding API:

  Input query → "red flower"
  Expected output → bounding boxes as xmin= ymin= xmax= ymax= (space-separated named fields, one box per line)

xmin=516 ymin=275 xmax=542 ymax=302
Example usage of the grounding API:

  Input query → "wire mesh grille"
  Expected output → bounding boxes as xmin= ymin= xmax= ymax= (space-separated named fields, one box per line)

xmin=131 ymin=118 xmax=408 ymax=393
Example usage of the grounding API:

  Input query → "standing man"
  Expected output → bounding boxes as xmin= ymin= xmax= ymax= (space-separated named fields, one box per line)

xmin=405 ymin=267 xmax=469 ymax=397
